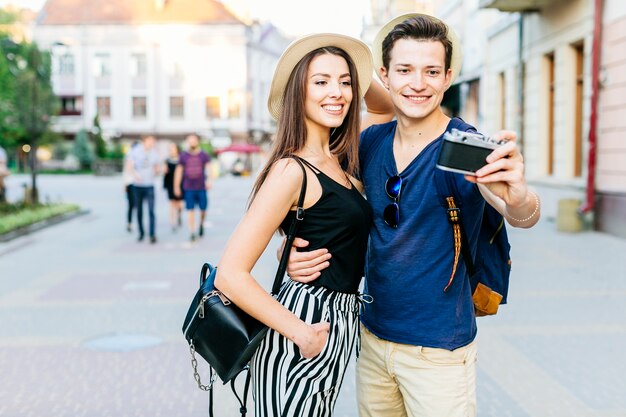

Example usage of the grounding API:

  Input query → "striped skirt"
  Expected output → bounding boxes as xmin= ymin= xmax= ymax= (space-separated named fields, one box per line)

xmin=250 ymin=280 xmax=361 ymax=417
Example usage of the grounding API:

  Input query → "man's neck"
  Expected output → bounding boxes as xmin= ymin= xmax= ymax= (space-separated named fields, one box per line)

xmin=395 ymin=110 xmax=450 ymax=148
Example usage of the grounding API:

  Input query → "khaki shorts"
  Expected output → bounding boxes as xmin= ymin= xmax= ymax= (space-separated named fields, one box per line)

xmin=357 ymin=325 xmax=477 ymax=417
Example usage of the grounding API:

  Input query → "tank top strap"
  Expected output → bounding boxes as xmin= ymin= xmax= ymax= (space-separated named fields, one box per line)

xmin=290 ymin=155 xmax=322 ymax=175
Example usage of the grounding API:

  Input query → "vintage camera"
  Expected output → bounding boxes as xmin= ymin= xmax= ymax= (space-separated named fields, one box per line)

xmin=436 ymin=129 xmax=507 ymax=176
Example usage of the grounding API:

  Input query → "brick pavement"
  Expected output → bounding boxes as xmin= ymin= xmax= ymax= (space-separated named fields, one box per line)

xmin=0 ymin=174 xmax=625 ymax=417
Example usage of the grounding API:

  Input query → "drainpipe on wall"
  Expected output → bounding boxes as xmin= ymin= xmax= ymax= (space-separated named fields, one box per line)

xmin=580 ymin=0 xmax=603 ymax=214
xmin=517 ymin=12 xmax=525 ymax=150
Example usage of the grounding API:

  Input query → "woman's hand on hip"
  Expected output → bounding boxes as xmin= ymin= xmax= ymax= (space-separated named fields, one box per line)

xmin=296 ymin=322 xmax=330 ymax=359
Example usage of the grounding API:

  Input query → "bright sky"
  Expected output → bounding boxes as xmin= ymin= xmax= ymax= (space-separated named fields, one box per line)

xmin=0 ymin=0 xmax=370 ymax=37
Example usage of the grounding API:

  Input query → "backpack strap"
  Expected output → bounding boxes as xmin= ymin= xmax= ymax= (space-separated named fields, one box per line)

xmin=230 ymin=369 xmax=252 ymax=416
xmin=208 ymin=367 xmax=214 ymax=417
xmin=271 ymin=155 xmax=307 ymax=295
xmin=207 ymin=367 xmax=252 ymax=417
xmin=448 ymin=116 xmax=478 ymax=134
xmin=433 ymin=159 xmax=476 ymax=293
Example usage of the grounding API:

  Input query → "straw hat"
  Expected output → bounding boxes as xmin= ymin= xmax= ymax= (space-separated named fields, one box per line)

xmin=372 ymin=13 xmax=462 ymax=83
xmin=267 ymin=33 xmax=373 ymax=120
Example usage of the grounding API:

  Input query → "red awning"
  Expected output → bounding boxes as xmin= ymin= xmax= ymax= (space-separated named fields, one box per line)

xmin=216 ymin=143 xmax=262 ymax=154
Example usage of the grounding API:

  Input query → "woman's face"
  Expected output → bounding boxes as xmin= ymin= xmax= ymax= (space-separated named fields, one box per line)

xmin=169 ymin=143 xmax=178 ymax=157
xmin=304 ymin=53 xmax=353 ymax=132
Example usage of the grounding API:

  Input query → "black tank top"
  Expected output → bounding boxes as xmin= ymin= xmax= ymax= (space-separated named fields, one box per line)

xmin=280 ymin=157 xmax=373 ymax=294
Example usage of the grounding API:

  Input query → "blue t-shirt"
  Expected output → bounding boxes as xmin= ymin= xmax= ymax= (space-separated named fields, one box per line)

xmin=129 ymin=145 xmax=160 ymax=187
xmin=359 ymin=118 xmax=485 ymax=350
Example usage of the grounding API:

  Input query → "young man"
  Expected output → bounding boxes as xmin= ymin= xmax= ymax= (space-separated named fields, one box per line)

xmin=287 ymin=14 xmax=540 ymax=417
xmin=126 ymin=135 xmax=161 ymax=244
xmin=174 ymin=134 xmax=212 ymax=242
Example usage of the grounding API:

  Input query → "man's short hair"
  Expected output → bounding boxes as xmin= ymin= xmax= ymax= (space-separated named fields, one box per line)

xmin=382 ymin=15 xmax=453 ymax=72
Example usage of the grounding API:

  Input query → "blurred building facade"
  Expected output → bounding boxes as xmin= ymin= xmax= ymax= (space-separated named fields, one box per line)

xmin=32 ymin=0 xmax=290 ymax=147
xmin=362 ymin=0 xmax=433 ymax=44
xmin=427 ymin=0 xmax=625 ymax=238
xmin=0 ymin=4 xmax=36 ymax=42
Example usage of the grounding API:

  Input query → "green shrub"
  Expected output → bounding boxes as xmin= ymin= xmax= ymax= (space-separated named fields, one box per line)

xmin=0 ymin=203 xmax=80 ymax=234
xmin=72 ymin=129 xmax=94 ymax=169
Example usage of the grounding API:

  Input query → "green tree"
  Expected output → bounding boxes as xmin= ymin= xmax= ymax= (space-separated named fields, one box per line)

xmin=109 ymin=142 xmax=125 ymax=160
xmin=3 ymin=39 xmax=60 ymax=203
xmin=92 ymin=113 xmax=107 ymax=158
xmin=0 ymin=38 xmax=23 ymax=150
xmin=72 ymin=128 xmax=93 ymax=170
xmin=0 ymin=9 xmax=17 ymax=25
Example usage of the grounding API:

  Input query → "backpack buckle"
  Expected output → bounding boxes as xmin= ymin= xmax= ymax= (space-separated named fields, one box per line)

xmin=446 ymin=207 xmax=460 ymax=224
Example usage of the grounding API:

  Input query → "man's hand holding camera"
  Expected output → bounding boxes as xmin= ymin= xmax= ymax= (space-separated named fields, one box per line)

xmin=285 ymin=129 xmax=541 ymax=283
xmin=464 ymin=130 xmax=540 ymax=228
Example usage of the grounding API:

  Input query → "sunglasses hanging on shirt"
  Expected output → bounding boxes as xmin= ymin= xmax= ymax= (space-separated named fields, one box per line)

xmin=384 ymin=175 xmax=402 ymax=228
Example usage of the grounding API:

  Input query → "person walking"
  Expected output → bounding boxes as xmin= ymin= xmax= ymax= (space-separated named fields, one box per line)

xmin=163 ymin=142 xmax=183 ymax=231
xmin=214 ymin=33 xmax=393 ymax=417
xmin=126 ymin=135 xmax=160 ymax=244
xmin=286 ymin=14 xmax=541 ymax=417
xmin=0 ymin=145 xmax=9 ymax=203
xmin=174 ymin=134 xmax=212 ymax=242
xmin=122 ymin=141 xmax=138 ymax=233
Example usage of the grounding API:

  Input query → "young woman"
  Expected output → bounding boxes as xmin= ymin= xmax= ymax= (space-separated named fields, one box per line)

xmin=214 ymin=34 xmax=393 ymax=416
xmin=163 ymin=142 xmax=183 ymax=231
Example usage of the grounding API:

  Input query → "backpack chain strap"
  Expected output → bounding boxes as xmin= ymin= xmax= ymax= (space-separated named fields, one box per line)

xmin=189 ymin=340 xmax=216 ymax=391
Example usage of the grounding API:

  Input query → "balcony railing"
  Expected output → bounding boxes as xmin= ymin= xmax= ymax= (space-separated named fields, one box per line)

xmin=479 ymin=0 xmax=554 ymax=12
xmin=59 ymin=109 xmax=82 ymax=116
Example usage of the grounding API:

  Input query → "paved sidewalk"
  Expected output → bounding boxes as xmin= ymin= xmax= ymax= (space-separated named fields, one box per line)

xmin=0 ymin=174 xmax=625 ymax=417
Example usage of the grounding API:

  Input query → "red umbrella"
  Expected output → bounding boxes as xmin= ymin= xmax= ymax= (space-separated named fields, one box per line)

xmin=216 ymin=143 xmax=262 ymax=154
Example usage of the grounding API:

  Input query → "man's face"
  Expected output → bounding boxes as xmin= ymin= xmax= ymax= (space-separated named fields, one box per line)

xmin=186 ymin=135 xmax=199 ymax=149
xmin=143 ymin=136 xmax=155 ymax=149
xmin=380 ymin=38 xmax=452 ymax=121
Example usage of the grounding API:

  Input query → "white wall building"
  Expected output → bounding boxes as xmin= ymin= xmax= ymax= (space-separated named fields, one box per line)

xmin=32 ymin=0 xmax=290 ymax=146
xmin=434 ymin=0 xmax=626 ymax=237
xmin=362 ymin=0 xmax=433 ymax=45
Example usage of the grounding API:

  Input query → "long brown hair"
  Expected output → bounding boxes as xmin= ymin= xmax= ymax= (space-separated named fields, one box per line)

xmin=249 ymin=46 xmax=362 ymax=206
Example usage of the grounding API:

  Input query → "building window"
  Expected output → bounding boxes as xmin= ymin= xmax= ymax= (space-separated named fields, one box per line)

xmin=545 ymin=52 xmax=555 ymax=176
xmin=228 ymin=89 xmax=241 ymax=118
xmin=170 ymin=96 xmax=184 ymax=118
xmin=573 ymin=43 xmax=584 ymax=178
xmin=462 ymin=79 xmax=480 ymax=127
xmin=170 ymin=62 xmax=184 ymax=79
xmin=130 ymin=53 xmax=147 ymax=78
xmin=96 ymin=97 xmax=111 ymax=118
xmin=132 ymin=96 xmax=147 ymax=118
xmin=498 ymin=72 xmax=506 ymax=130
xmin=167 ymin=62 xmax=184 ymax=90
xmin=93 ymin=53 xmax=112 ymax=78
xmin=205 ymin=96 xmax=220 ymax=119
xmin=59 ymin=96 xmax=82 ymax=116
xmin=58 ymin=53 xmax=74 ymax=75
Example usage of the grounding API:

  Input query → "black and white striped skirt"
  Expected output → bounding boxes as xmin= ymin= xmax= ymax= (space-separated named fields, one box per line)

xmin=250 ymin=280 xmax=361 ymax=417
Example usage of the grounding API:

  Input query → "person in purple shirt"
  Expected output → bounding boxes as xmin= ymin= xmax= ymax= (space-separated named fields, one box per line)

xmin=174 ymin=133 xmax=213 ymax=242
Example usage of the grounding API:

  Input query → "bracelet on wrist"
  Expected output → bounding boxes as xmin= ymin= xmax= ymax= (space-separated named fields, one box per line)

xmin=505 ymin=191 xmax=540 ymax=223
